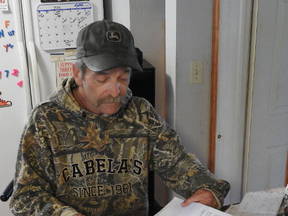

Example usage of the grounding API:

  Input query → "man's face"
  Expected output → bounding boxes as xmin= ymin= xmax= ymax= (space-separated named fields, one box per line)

xmin=74 ymin=66 xmax=131 ymax=115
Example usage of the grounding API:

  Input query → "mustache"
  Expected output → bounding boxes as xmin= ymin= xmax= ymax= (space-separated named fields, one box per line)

xmin=94 ymin=95 xmax=126 ymax=107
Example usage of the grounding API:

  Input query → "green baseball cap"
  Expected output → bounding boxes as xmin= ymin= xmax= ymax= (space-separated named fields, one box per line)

xmin=76 ymin=20 xmax=142 ymax=72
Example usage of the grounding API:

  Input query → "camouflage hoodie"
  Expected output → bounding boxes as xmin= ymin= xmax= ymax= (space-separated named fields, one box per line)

xmin=10 ymin=77 xmax=230 ymax=216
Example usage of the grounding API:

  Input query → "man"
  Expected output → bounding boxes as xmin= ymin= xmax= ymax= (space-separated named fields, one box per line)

xmin=10 ymin=20 xmax=230 ymax=216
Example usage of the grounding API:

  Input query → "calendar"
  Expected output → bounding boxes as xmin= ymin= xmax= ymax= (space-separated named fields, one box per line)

xmin=37 ymin=2 xmax=94 ymax=50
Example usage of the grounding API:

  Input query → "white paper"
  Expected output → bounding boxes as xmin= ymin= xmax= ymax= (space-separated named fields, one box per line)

xmin=0 ymin=0 xmax=9 ymax=11
xmin=155 ymin=197 xmax=232 ymax=216
xmin=55 ymin=61 xmax=75 ymax=87
xmin=226 ymin=190 xmax=284 ymax=216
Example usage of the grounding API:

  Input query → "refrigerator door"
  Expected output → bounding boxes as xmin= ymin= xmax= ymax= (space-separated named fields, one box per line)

xmin=0 ymin=0 xmax=31 ymax=215
xmin=0 ymin=0 xmax=103 ymax=215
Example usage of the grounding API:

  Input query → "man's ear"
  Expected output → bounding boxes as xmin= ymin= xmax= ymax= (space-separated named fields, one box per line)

xmin=73 ymin=63 xmax=83 ymax=86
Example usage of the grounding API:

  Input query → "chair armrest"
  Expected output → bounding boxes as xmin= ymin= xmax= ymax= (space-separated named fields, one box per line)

xmin=1 ymin=180 xmax=13 ymax=202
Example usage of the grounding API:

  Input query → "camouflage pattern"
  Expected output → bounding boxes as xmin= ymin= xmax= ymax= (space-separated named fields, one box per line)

xmin=10 ymin=77 xmax=230 ymax=216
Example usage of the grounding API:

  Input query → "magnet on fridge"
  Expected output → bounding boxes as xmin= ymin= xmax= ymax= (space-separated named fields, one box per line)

xmin=0 ymin=29 xmax=4 ymax=38
xmin=5 ymin=70 xmax=9 ymax=77
xmin=3 ymin=44 xmax=13 ymax=52
xmin=12 ymin=69 xmax=19 ymax=76
xmin=0 ymin=71 xmax=1 ymax=79
xmin=17 ymin=80 xmax=23 ymax=87
xmin=0 ymin=91 xmax=12 ymax=108
xmin=8 ymin=30 xmax=15 ymax=36
xmin=5 ymin=20 xmax=10 ymax=28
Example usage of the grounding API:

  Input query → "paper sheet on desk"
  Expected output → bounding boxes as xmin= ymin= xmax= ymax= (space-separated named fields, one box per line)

xmin=226 ymin=190 xmax=284 ymax=216
xmin=155 ymin=197 xmax=232 ymax=216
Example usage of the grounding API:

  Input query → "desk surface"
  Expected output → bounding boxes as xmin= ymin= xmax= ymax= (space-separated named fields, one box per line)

xmin=225 ymin=187 xmax=286 ymax=215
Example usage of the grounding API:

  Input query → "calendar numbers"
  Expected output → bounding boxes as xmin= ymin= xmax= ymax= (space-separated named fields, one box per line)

xmin=37 ymin=2 xmax=93 ymax=50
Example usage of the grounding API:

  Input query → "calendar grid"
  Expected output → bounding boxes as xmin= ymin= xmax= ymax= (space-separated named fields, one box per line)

xmin=37 ymin=2 xmax=93 ymax=50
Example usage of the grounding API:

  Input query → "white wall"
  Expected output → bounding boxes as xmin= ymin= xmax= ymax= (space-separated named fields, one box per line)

xmin=166 ymin=0 xmax=213 ymax=167
xmin=129 ymin=0 xmax=166 ymax=118
xmin=166 ymin=0 xmax=252 ymax=205
xmin=165 ymin=0 xmax=214 ymax=203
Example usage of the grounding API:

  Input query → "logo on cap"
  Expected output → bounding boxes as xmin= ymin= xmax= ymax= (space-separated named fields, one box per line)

xmin=107 ymin=30 xmax=121 ymax=42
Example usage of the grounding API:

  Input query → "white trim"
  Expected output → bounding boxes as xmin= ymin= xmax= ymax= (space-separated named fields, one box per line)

xmin=165 ymin=0 xmax=177 ymax=129
xmin=13 ymin=0 xmax=32 ymax=116
xmin=242 ymin=0 xmax=258 ymax=195
xmin=215 ymin=0 xmax=252 ymax=204
xmin=22 ymin=0 xmax=41 ymax=106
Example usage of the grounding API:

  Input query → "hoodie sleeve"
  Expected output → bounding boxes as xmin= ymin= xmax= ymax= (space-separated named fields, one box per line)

xmin=147 ymin=102 xmax=230 ymax=208
xmin=9 ymin=107 xmax=81 ymax=216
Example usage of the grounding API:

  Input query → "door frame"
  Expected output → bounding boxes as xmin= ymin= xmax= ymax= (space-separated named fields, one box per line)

xmin=214 ymin=0 xmax=253 ymax=204
xmin=242 ymin=0 xmax=258 ymax=195
xmin=209 ymin=0 xmax=220 ymax=174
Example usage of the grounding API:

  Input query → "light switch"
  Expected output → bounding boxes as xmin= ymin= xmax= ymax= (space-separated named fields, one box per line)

xmin=190 ymin=60 xmax=203 ymax=84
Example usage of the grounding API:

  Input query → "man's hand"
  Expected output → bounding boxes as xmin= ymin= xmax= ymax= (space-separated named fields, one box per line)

xmin=181 ymin=188 xmax=218 ymax=209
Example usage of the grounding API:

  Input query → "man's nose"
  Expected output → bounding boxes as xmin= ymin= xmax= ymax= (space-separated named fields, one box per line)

xmin=108 ymin=82 xmax=121 ymax=97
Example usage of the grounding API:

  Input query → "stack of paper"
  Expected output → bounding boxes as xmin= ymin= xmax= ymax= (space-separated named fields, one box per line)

xmin=225 ymin=190 xmax=284 ymax=216
xmin=155 ymin=197 xmax=232 ymax=216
